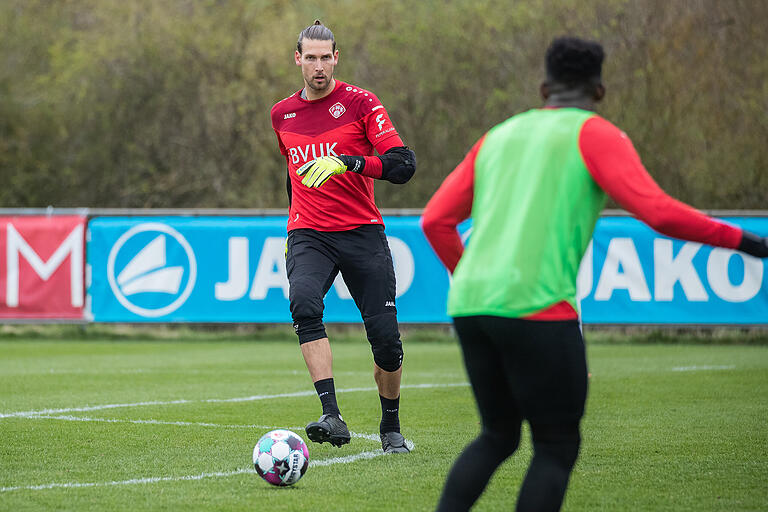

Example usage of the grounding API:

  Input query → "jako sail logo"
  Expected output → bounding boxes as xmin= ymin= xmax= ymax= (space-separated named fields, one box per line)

xmin=107 ymin=223 xmax=197 ymax=317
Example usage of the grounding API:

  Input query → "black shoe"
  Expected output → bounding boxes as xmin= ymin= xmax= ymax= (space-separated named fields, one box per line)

xmin=305 ymin=414 xmax=351 ymax=447
xmin=381 ymin=431 xmax=410 ymax=453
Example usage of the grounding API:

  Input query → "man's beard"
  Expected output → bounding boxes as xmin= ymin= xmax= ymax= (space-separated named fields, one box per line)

xmin=306 ymin=72 xmax=332 ymax=91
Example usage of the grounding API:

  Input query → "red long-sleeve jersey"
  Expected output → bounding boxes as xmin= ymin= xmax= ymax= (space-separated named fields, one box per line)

xmin=271 ymin=80 xmax=404 ymax=232
xmin=422 ymin=113 xmax=744 ymax=320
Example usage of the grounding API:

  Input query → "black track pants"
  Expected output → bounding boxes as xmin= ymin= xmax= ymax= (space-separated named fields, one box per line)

xmin=436 ymin=316 xmax=587 ymax=512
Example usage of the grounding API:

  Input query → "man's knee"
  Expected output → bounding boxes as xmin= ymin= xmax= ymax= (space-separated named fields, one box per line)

xmin=364 ymin=313 xmax=402 ymax=372
xmin=480 ymin=422 xmax=521 ymax=458
xmin=290 ymin=279 xmax=327 ymax=343
xmin=530 ymin=421 xmax=581 ymax=469
xmin=372 ymin=341 xmax=403 ymax=372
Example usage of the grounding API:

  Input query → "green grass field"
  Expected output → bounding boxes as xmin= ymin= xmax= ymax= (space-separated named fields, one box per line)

xmin=1 ymin=327 xmax=767 ymax=511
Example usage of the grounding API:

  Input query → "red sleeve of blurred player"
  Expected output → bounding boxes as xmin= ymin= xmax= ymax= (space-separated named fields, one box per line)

xmin=421 ymin=136 xmax=484 ymax=273
xmin=579 ymin=116 xmax=743 ymax=248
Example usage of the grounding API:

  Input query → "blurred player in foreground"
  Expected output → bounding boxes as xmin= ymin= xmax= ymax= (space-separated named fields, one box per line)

xmin=271 ymin=21 xmax=416 ymax=454
xmin=422 ymin=36 xmax=768 ymax=511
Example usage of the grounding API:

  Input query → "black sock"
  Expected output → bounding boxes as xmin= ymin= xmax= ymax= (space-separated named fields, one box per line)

xmin=313 ymin=378 xmax=340 ymax=417
xmin=379 ymin=395 xmax=400 ymax=434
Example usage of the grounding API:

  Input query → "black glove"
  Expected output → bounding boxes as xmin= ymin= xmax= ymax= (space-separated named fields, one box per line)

xmin=738 ymin=231 xmax=768 ymax=258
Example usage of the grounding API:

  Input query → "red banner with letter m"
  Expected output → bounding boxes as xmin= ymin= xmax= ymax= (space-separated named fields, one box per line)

xmin=0 ymin=216 xmax=86 ymax=319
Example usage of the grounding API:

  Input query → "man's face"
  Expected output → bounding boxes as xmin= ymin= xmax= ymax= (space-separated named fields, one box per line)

xmin=295 ymin=39 xmax=338 ymax=93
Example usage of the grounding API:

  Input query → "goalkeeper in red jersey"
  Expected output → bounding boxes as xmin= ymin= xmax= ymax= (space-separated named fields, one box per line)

xmin=422 ymin=36 xmax=767 ymax=511
xmin=271 ymin=21 xmax=416 ymax=454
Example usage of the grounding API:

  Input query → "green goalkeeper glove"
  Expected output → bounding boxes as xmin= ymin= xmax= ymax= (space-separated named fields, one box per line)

xmin=296 ymin=155 xmax=365 ymax=188
xmin=296 ymin=156 xmax=348 ymax=188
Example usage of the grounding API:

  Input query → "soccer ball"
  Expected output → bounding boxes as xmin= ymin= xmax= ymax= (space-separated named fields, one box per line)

xmin=253 ymin=429 xmax=309 ymax=486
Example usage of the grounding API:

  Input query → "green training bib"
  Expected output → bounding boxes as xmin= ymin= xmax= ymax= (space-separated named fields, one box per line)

xmin=448 ymin=108 xmax=606 ymax=318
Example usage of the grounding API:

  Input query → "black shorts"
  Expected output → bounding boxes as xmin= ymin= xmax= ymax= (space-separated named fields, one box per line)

xmin=286 ymin=225 xmax=400 ymax=347
xmin=453 ymin=316 xmax=587 ymax=427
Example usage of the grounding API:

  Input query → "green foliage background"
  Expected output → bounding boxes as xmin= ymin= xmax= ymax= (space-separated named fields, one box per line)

xmin=1 ymin=0 xmax=766 ymax=209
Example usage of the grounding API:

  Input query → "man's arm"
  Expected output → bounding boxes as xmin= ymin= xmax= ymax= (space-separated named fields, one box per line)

xmin=421 ymin=137 xmax=484 ymax=273
xmin=338 ymin=146 xmax=417 ymax=184
xmin=285 ymin=167 xmax=292 ymax=206
xmin=297 ymin=102 xmax=416 ymax=188
xmin=579 ymin=116 xmax=767 ymax=256
xmin=357 ymin=104 xmax=416 ymax=183
xmin=271 ymin=126 xmax=293 ymax=204
xmin=295 ymin=146 xmax=416 ymax=188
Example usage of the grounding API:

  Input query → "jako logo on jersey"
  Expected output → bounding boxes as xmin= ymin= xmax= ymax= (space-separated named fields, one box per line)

xmin=329 ymin=102 xmax=346 ymax=118
xmin=288 ymin=142 xmax=338 ymax=164
xmin=376 ymin=113 xmax=386 ymax=131
xmin=283 ymin=112 xmax=296 ymax=120
xmin=107 ymin=223 xmax=197 ymax=318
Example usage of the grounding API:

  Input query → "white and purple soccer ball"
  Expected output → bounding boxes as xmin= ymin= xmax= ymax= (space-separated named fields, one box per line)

xmin=253 ymin=429 xmax=309 ymax=486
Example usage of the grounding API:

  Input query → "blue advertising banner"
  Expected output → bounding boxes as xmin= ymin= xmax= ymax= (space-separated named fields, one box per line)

xmin=86 ymin=215 xmax=767 ymax=324
xmin=86 ymin=216 xmax=451 ymax=323
xmin=578 ymin=217 xmax=767 ymax=324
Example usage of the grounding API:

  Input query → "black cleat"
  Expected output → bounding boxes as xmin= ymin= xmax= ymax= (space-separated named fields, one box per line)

xmin=305 ymin=414 xmax=351 ymax=447
xmin=381 ymin=431 xmax=411 ymax=453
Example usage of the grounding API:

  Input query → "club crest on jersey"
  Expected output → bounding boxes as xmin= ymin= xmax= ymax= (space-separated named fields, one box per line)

xmin=329 ymin=102 xmax=346 ymax=119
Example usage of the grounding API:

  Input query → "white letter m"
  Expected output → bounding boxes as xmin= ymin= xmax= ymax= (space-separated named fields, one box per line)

xmin=6 ymin=223 xmax=84 ymax=307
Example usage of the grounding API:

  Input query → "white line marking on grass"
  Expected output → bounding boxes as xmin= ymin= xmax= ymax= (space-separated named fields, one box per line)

xmin=671 ymin=365 xmax=735 ymax=372
xmin=1 ymin=398 xmax=198 ymax=419
xmin=23 ymin=415 xmax=388 ymax=444
xmin=0 ymin=382 xmax=469 ymax=419
xmin=5 ymin=414 xmax=414 ymax=451
xmin=351 ymin=432 xmax=381 ymax=442
xmin=0 ymin=468 xmax=253 ymax=493
xmin=23 ymin=415 xmax=281 ymax=430
xmin=309 ymin=450 xmax=384 ymax=467
xmin=0 ymin=449 xmax=395 ymax=493
xmin=13 ymin=369 xmax=310 ymax=376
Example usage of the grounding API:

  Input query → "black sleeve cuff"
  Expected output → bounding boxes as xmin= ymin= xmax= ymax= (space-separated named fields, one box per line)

xmin=339 ymin=155 xmax=365 ymax=174
xmin=379 ymin=146 xmax=416 ymax=184
xmin=738 ymin=231 xmax=768 ymax=258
